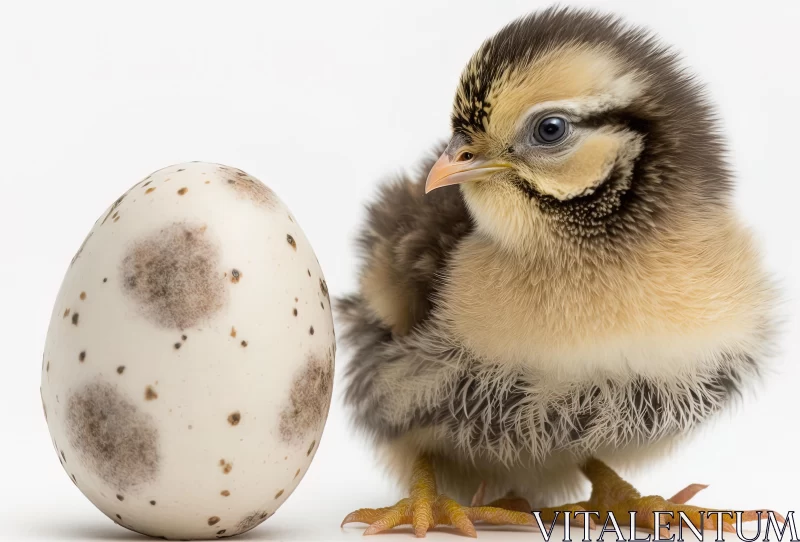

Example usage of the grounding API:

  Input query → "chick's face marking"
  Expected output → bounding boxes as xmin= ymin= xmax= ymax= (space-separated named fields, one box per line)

xmin=429 ymin=44 xmax=649 ymax=249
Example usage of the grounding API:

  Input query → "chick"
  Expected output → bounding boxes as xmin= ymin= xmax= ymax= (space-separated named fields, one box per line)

xmin=339 ymin=7 xmax=780 ymax=538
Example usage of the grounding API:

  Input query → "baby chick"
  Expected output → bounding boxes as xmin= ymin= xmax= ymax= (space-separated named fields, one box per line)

xmin=339 ymin=7 xmax=780 ymax=538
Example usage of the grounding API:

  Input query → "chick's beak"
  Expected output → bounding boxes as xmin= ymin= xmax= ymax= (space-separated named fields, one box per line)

xmin=425 ymin=151 xmax=512 ymax=194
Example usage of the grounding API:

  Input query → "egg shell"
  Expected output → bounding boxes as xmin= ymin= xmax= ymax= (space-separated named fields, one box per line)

xmin=40 ymin=162 xmax=335 ymax=540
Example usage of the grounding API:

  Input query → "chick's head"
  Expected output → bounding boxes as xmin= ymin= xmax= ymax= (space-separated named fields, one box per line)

xmin=427 ymin=8 xmax=729 ymax=256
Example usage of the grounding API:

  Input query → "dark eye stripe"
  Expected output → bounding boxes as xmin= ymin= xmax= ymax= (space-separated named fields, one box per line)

xmin=575 ymin=110 xmax=650 ymax=134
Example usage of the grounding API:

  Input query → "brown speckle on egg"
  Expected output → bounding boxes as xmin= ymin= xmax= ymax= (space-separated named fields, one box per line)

xmin=221 ymin=490 xmax=230 ymax=497
xmin=46 ymin=361 xmax=50 ymax=372
xmin=150 ymin=500 xmax=157 ymax=505
xmin=307 ymin=269 xmax=311 ymax=277
xmin=174 ymin=342 xmax=182 ymax=350
xmin=117 ymin=494 xmax=124 ymax=501
xmin=240 ymin=340 xmax=247 ymax=348
xmin=293 ymin=308 xmax=298 ymax=317
xmin=116 ymin=514 xmax=122 ymax=520
xmin=278 ymin=352 xmax=333 ymax=445
xmin=79 ymin=350 xmax=86 ymax=362
xmin=217 ymin=529 xmax=226 ymax=536
xmin=145 ymin=187 xmax=156 ymax=194
xmin=117 ymin=366 xmax=125 ymax=374
xmin=181 ymin=334 xmax=187 ymax=341
xmin=177 ymin=187 xmax=188 ymax=195
xmin=227 ymin=412 xmax=241 ymax=426
xmin=274 ymin=489 xmax=284 ymax=499
xmin=220 ymin=167 xmax=276 ymax=208
xmin=230 ymin=326 xmax=237 ymax=338
xmin=319 ymin=278 xmax=329 ymax=298
xmin=294 ymin=468 xmax=301 ymax=478
xmin=72 ymin=313 xmax=79 ymax=326
xmin=63 ymin=308 xmax=70 ymax=318
xmin=309 ymin=326 xmax=314 ymax=335
xmin=65 ymin=381 xmax=159 ymax=491
xmin=103 ymin=277 xmax=108 ymax=283
xmin=235 ymin=511 xmax=270 ymax=535
xmin=286 ymin=234 xmax=296 ymax=250
xmin=120 ymin=222 xmax=227 ymax=329
xmin=208 ymin=516 xmax=220 ymax=526
xmin=230 ymin=269 xmax=241 ymax=284
xmin=80 ymin=291 xmax=86 ymax=300
xmin=145 ymin=386 xmax=158 ymax=400
xmin=307 ymin=440 xmax=316 ymax=456
xmin=220 ymin=460 xmax=233 ymax=474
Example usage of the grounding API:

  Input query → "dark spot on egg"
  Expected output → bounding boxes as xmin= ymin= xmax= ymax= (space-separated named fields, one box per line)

xmin=103 ymin=193 xmax=128 ymax=225
xmin=278 ymin=351 xmax=334 ymax=445
xmin=219 ymin=167 xmax=277 ymax=208
xmin=80 ymin=292 xmax=87 ymax=300
xmin=227 ymin=412 xmax=241 ymax=426
xmin=79 ymin=350 xmax=86 ymax=362
xmin=174 ymin=342 xmax=181 ymax=350
xmin=117 ymin=494 xmax=124 ymax=501
xmin=208 ymin=516 xmax=220 ymax=526
xmin=274 ymin=489 xmax=284 ymax=499
xmin=309 ymin=326 xmax=314 ymax=335
xmin=230 ymin=269 xmax=241 ymax=284
xmin=286 ymin=234 xmax=296 ymax=250
xmin=221 ymin=490 xmax=230 ymax=497
xmin=63 ymin=308 xmax=70 ymax=318
xmin=177 ymin=187 xmax=188 ymax=195
xmin=307 ymin=440 xmax=316 ymax=456
xmin=66 ymin=381 xmax=159 ymax=491
xmin=120 ymin=222 xmax=226 ymax=329
xmin=307 ymin=269 xmax=311 ymax=277
xmin=150 ymin=500 xmax=156 ymax=505
xmin=145 ymin=386 xmax=158 ymax=400
xmin=72 ymin=313 xmax=79 ymax=326
xmin=117 ymin=366 xmax=125 ymax=374
xmin=230 ymin=326 xmax=237 ymax=338
xmin=319 ymin=278 xmax=329 ymax=298
xmin=235 ymin=511 xmax=270 ymax=535
xmin=145 ymin=187 xmax=156 ymax=194
xmin=292 ymin=308 xmax=298 ymax=317
xmin=240 ymin=340 xmax=247 ymax=348
xmin=181 ymin=334 xmax=187 ymax=341
xmin=103 ymin=277 xmax=108 ymax=283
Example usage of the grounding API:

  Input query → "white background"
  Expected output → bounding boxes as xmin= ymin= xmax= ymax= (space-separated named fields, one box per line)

xmin=1 ymin=0 xmax=798 ymax=540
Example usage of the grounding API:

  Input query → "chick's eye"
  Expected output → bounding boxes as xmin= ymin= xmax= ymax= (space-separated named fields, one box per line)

xmin=456 ymin=151 xmax=474 ymax=162
xmin=534 ymin=116 xmax=568 ymax=144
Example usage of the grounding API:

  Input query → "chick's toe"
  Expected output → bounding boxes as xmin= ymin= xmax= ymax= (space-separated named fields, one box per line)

xmin=342 ymin=455 xmax=535 ymax=537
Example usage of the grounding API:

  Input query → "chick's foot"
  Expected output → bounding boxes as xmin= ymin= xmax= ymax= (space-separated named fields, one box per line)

xmin=537 ymin=458 xmax=782 ymax=538
xmin=341 ymin=456 xmax=535 ymax=537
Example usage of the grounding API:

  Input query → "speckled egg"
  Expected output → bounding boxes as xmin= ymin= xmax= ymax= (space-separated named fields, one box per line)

xmin=40 ymin=162 xmax=335 ymax=540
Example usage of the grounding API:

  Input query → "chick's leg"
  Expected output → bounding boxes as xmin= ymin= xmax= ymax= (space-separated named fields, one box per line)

xmin=342 ymin=455 xmax=535 ymax=537
xmin=537 ymin=458 xmax=782 ymax=537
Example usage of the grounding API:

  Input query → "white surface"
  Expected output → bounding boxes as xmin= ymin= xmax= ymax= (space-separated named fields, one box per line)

xmin=1 ymin=0 xmax=798 ymax=540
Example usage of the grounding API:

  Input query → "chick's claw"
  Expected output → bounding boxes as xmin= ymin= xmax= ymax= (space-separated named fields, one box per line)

xmin=571 ymin=458 xmax=784 ymax=537
xmin=342 ymin=455 xmax=535 ymax=537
